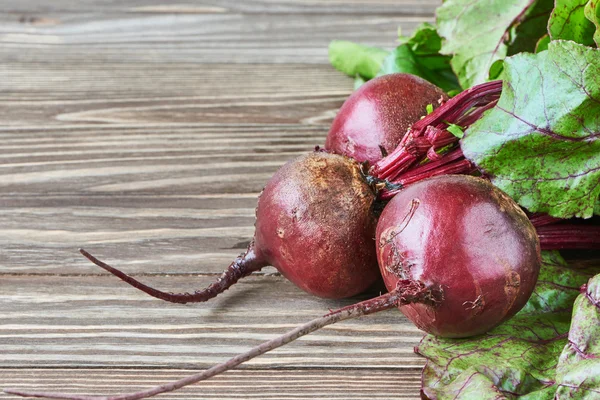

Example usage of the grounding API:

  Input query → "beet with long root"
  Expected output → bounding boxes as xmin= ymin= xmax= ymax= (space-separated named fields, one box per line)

xmin=81 ymin=151 xmax=380 ymax=302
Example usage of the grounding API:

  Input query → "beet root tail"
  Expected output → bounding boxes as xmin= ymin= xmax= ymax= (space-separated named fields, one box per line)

xmin=4 ymin=280 xmax=440 ymax=400
xmin=79 ymin=247 xmax=266 ymax=304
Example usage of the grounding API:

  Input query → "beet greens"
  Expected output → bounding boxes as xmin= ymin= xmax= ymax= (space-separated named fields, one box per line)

xmin=461 ymin=41 xmax=600 ymax=219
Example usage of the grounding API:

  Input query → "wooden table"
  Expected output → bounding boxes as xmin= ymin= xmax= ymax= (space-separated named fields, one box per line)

xmin=0 ymin=1 xmax=440 ymax=399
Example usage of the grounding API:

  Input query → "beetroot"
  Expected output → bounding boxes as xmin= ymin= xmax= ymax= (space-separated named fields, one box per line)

xmin=7 ymin=176 xmax=543 ymax=400
xmin=376 ymin=175 xmax=541 ymax=337
xmin=325 ymin=73 xmax=447 ymax=164
xmin=80 ymin=151 xmax=380 ymax=302
xmin=253 ymin=151 xmax=379 ymax=298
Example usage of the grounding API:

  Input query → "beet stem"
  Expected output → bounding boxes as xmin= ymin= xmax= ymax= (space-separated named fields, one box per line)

xmin=4 ymin=281 xmax=439 ymax=400
xmin=529 ymin=213 xmax=562 ymax=227
xmin=370 ymin=80 xmax=502 ymax=182
xmin=374 ymin=148 xmax=475 ymax=200
xmin=536 ymin=225 xmax=600 ymax=250
xmin=79 ymin=248 xmax=265 ymax=304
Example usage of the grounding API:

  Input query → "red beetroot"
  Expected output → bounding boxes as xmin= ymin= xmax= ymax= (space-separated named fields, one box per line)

xmin=253 ymin=151 xmax=379 ymax=298
xmin=376 ymin=175 xmax=541 ymax=337
xmin=81 ymin=151 xmax=380 ymax=302
xmin=325 ymin=73 xmax=447 ymax=164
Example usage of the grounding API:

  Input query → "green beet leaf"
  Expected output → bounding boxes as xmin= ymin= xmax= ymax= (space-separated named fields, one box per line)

xmin=585 ymin=0 xmax=600 ymax=47
xmin=535 ymin=35 xmax=551 ymax=52
xmin=461 ymin=40 xmax=600 ymax=219
xmin=376 ymin=23 xmax=460 ymax=93
xmin=329 ymin=24 xmax=460 ymax=93
xmin=507 ymin=0 xmax=555 ymax=55
xmin=554 ymin=273 xmax=600 ymax=398
xmin=376 ymin=46 xmax=460 ymax=93
xmin=437 ymin=0 xmax=552 ymax=89
xmin=417 ymin=252 xmax=600 ymax=399
xmin=549 ymin=0 xmax=597 ymax=47
xmin=446 ymin=124 xmax=464 ymax=139
xmin=397 ymin=23 xmax=445 ymax=56
xmin=328 ymin=40 xmax=389 ymax=80
xmin=488 ymin=59 xmax=505 ymax=81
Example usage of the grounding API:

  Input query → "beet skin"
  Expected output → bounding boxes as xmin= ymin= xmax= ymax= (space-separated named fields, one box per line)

xmin=376 ymin=175 xmax=541 ymax=338
xmin=325 ymin=73 xmax=447 ymax=164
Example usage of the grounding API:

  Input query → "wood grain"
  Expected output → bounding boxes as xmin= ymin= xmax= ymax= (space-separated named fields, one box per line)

xmin=0 ymin=275 xmax=424 ymax=368
xmin=1 ymin=369 xmax=423 ymax=400
xmin=0 ymin=0 xmax=440 ymax=398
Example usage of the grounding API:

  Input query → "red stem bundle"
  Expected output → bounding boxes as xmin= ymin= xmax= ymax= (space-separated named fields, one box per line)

xmin=370 ymin=80 xmax=503 ymax=183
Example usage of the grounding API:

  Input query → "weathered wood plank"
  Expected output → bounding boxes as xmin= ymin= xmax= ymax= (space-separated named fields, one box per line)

xmin=0 ymin=65 xmax=350 ymax=126
xmin=0 ymin=275 xmax=424 ymax=368
xmin=0 ymin=369 xmax=422 ymax=400
xmin=1 ymin=0 xmax=439 ymax=15
xmin=0 ymin=13 xmax=431 ymax=65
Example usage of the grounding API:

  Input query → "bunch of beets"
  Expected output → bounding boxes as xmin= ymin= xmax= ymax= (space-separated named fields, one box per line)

xmin=7 ymin=74 xmax=600 ymax=400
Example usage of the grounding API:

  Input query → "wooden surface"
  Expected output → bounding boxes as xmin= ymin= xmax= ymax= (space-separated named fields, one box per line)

xmin=0 ymin=1 xmax=439 ymax=399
